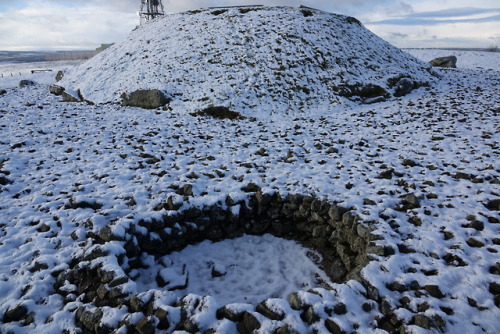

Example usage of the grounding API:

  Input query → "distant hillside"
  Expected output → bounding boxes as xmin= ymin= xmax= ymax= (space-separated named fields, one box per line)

xmin=61 ymin=6 xmax=437 ymax=114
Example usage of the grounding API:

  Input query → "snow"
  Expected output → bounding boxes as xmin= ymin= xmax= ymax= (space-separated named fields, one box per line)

xmin=1 ymin=6 xmax=499 ymax=333
xmin=60 ymin=6 xmax=436 ymax=116
xmin=134 ymin=234 xmax=333 ymax=305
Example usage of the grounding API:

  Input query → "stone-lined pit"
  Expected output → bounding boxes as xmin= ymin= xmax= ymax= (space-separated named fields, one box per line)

xmin=55 ymin=188 xmax=392 ymax=333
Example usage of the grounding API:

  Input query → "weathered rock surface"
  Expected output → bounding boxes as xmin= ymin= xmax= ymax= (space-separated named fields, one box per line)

xmin=429 ymin=55 xmax=457 ymax=68
xmin=19 ymin=80 xmax=36 ymax=88
xmin=121 ymin=89 xmax=170 ymax=109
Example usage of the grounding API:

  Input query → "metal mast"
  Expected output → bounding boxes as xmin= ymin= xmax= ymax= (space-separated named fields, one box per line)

xmin=140 ymin=0 xmax=165 ymax=24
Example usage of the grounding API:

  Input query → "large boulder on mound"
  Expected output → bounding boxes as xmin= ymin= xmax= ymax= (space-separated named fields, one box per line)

xmin=60 ymin=6 xmax=436 ymax=114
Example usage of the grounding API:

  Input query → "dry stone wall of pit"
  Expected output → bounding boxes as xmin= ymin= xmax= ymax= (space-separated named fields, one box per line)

xmin=55 ymin=189 xmax=393 ymax=333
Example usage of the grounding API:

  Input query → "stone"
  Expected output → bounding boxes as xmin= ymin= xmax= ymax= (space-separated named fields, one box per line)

xmin=288 ymin=292 xmax=309 ymax=310
xmin=328 ymin=204 xmax=348 ymax=222
xmin=256 ymin=300 xmax=285 ymax=321
xmin=413 ymin=314 xmax=446 ymax=331
xmin=76 ymin=306 xmax=103 ymax=331
xmin=3 ymin=304 xmax=28 ymax=323
xmin=238 ymin=312 xmax=261 ymax=334
xmin=0 ymin=89 xmax=6 ymax=95
xmin=489 ymin=282 xmax=500 ymax=295
xmin=424 ymin=285 xmax=445 ymax=298
xmin=325 ymin=318 xmax=346 ymax=334
xmin=302 ymin=306 xmax=320 ymax=324
xmin=135 ymin=316 xmax=157 ymax=334
xmin=55 ymin=70 xmax=64 ymax=81
xmin=276 ymin=324 xmax=299 ymax=334
xmin=216 ymin=305 xmax=246 ymax=322
xmin=49 ymin=85 xmax=65 ymax=96
xmin=484 ymin=198 xmax=500 ymax=211
xmin=466 ymin=237 xmax=485 ymax=248
xmin=19 ymin=79 xmax=36 ymax=88
xmin=121 ymin=89 xmax=170 ymax=109
xmin=394 ymin=78 xmax=414 ymax=97
xmin=193 ymin=105 xmax=244 ymax=120
xmin=404 ymin=193 xmax=420 ymax=209
xmin=61 ymin=89 xmax=83 ymax=102
xmin=380 ymin=298 xmax=392 ymax=315
xmin=333 ymin=303 xmax=347 ymax=315
xmin=241 ymin=182 xmax=261 ymax=193
xmin=429 ymin=55 xmax=457 ymax=68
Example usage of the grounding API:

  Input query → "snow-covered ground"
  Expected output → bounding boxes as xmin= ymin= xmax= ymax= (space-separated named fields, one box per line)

xmin=404 ymin=49 xmax=500 ymax=70
xmin=0 ymin=8 xmax=499 ymax=333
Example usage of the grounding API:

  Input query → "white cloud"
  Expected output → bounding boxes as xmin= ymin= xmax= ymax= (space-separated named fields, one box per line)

xmin=0 ymin=0 xmax=499 ymax=50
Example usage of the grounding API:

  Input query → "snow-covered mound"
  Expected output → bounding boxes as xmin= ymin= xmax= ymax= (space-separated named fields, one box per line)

xmin=60 ymin=6 xmax=436 ymax=114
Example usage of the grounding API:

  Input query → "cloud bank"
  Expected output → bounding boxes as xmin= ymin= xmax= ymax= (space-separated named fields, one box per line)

xmin=0 ymin=0 xmax=498 ymax=50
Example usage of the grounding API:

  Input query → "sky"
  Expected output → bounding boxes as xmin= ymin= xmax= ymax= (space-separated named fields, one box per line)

xmin=0 ymin=0 xmax=498 ymax=51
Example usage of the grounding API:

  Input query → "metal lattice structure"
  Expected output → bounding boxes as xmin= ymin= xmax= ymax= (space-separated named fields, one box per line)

xmin=140 ymin=0 xmax=165 ymax=24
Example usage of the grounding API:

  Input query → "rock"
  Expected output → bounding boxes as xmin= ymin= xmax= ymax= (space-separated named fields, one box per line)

xmin=61 ymin=89 xmax=83 ymax=102
xmin=404 ymin=193 xmax=420 ymax=209
xmin=302 ymin=306 xmax=320 ymax=324
xmin=237 ymin=312 xmax=261 ymax=334
xmin=193 ymin=105 xmax=244 ymax=120
xmin=288 ymin=292 xmax=310 ymax=311
xmin=216 ymin=305 xmax=246 ymax=322
xmin=121 ymin=89 xmax=170 ymax=109
xmin=156 ymin=265 xmax=188 ymax=290
xmin=489 ymin=282 xmax=500 ymax=295
xmin=333 ymin=303 xmax=347 ymax=315
xmin=76 ymin=306 xmax=103 ymax=331
xmin=362 ymin=302 xmax=374 ymax=312
xmin=276 ymin=324 xmax=299 ymax=334
xmin=325 ymin=318 xmax=346 ymax=334
xmin=0 ymin=89 xmax=6 ymax=95
xmin=211 ymin=263 xmax=226 ymax=278
xmin=19 ymin=80 xmax=36 ymax=88
xmin=380 ymin=298 xmax=393 ymax=315
xmin=135 ymin=316 xmax=157 ymax=334
xmin=49 ymin=85 xmax=65 ymax=96
xmin=241 ymin=182 xmax=261 ymax=193
xmin=378 ymin=169 xmax=394 ymax=179
xmin=429 ymin=55 xmax=457 ymax=68
xmin=394 ymin=78 xmax=414 ymax=97
xmin=402 ymin=158 xmax=418 ymax=167
xmin=3 ymin=304 xmax=28 ymax=323
xmin=256 ymin=300 xmax=285 ymax=321
xmin=55 ymin=70 xmax=64 ymax=81
xmin=424 ymin=285 xmax=445 ymax=298
xmin=484 ymin=198 xmax=500 ymax=211
xmin=413 ymin=314 xmax=446 ymax=331
xmin=466 ymin=237 xmax=485 ymax=248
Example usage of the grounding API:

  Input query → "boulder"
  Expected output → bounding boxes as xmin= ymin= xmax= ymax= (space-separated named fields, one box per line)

xmin=61 ymin=89 xmax=83 ymax=102
xmin=55 ymin=70 xmax=64 ymax=82
xmin=121 ymin=89 xmax=170 ymax=109
xmin=49 ymin=85 xmax=65 ymax=96
xmin=394 ymin=78 xmax=415 ymax=97
xmin=19 ymin=80 xmax=36 ymax=88
xmin=429 ymin=56 xmax=457 ymax=68
xmin=0 ymin=89 xmax=6 ymax=96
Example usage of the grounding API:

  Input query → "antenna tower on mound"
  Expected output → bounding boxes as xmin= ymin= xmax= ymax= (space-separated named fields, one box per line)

xmin=140 ymin=0 xmax=165 ymax=24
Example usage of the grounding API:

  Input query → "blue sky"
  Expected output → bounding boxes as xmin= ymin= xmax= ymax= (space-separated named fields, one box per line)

xmin=0 ymin=0 xmax=498 ymax=50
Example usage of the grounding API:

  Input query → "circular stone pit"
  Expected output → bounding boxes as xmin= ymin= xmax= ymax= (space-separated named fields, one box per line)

xmin=55 ymin=188 xmax=392 ymax=333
